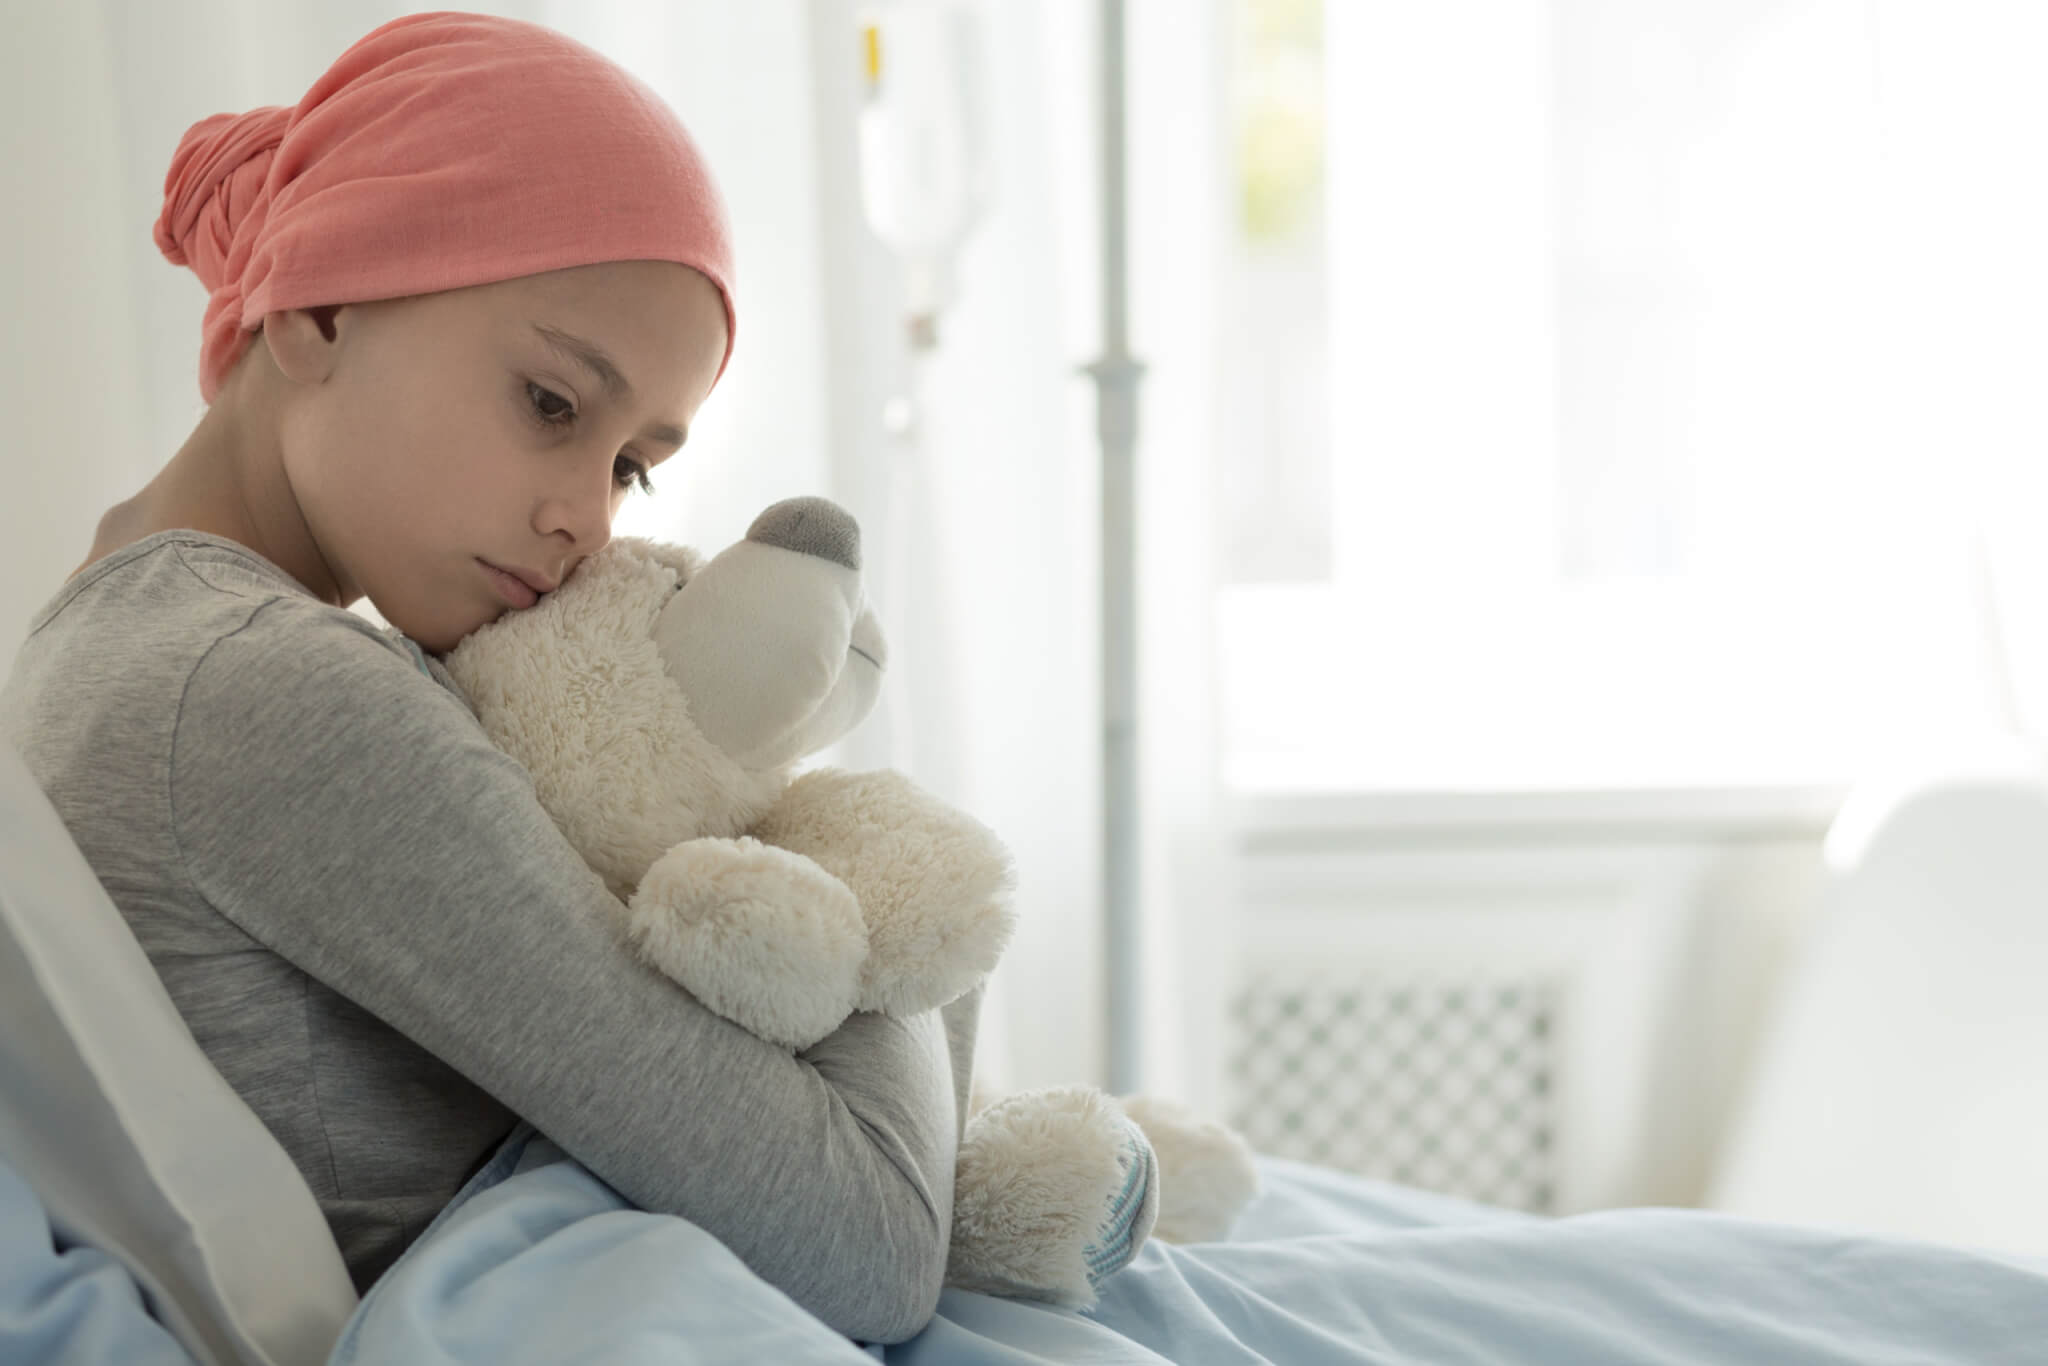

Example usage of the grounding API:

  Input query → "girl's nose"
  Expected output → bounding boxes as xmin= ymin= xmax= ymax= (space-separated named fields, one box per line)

xmin=535 ymin=468 xmax=615 ymax=551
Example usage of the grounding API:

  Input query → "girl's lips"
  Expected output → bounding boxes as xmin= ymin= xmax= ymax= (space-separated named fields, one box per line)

xmin=480 ymin=559 xmax=539 ymax=609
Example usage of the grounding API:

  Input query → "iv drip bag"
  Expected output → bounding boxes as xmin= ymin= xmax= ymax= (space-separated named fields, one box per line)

xmin=857 ymin=1 xmax=996 ymax=320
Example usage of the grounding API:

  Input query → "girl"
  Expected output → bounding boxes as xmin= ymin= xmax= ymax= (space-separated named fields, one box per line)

xmin=0 ymin=11 xmax=981 ymax=1346
xmin=16 ymin=13 xmax=2048 ymax=1365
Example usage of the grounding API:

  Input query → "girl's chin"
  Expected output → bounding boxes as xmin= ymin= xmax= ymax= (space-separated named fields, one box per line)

xmin=384 ymin=607 xmax=475 ymax=658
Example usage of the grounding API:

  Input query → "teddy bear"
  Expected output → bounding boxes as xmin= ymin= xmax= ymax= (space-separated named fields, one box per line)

xmin=438 ymin=495 xmax=1256 ymax=1305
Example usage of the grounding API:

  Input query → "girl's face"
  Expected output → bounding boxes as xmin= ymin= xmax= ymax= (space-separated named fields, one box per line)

xmin=274 ymin=259 xmax=728 ymax=653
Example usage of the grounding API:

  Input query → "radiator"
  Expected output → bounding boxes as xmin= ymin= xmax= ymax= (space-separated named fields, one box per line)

xmin=1227 ymin=973 xmax=1563 ymax=1213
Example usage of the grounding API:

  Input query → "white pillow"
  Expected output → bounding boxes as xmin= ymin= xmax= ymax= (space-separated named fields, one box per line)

xmin=0 ymin=743 xmax=358 ymax=1366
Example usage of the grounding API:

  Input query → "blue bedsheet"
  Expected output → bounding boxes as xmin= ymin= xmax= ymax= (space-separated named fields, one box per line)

xmin=9 ymin=1125 xmax=2048 ymax=1364
xmin=0 ymin=1155 xmax=194 ymax=1365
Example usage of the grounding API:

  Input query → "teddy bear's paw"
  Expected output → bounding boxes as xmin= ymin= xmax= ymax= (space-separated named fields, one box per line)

xmin=1116 ymin=1093 xmax=1259 ymax=1244
xmin=946 ymin=1085 xmax=1159 ymax=1309
xmin=753 ymin=768 xmax=1019 ymax=1017
xmin=626 ymin=836 xmax=866 ymax=1050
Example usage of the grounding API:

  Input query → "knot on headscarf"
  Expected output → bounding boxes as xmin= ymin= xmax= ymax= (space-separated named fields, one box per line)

xmin=153 ymin=106 xmax=290 ymax=285
xmin=154 ymin=11 xmax=737 ymax=404
xmin=154 ymin=107 xmax=292 ymax=396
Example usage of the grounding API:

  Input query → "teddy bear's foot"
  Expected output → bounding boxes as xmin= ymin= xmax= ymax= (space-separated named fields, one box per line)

xmin=626 ymin=836 xmax=867 ymax=1050
xmin=752 ymin=767 xmax=1019 ymax=1018
xmin=946 ymin=1085 xmax=1159 ymax=1309
xmin=1117 ymin=1094 xmax=1259 ymax=1244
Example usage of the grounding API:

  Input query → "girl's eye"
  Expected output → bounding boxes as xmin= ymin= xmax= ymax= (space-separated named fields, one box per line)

xmin=614 ymin=453 xmax=656 ymax=496
xmin=527 ymin=382 xmax=653 ymax=495
xmin=526 ymin=381 xmax=576 ymax=427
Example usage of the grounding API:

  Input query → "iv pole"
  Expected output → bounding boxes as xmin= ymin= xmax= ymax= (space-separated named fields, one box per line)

xmin=1088 ymin=0 xmax=1146 ymax=1096
xmin=855 ymin=0 xmax=1143 ymax=1093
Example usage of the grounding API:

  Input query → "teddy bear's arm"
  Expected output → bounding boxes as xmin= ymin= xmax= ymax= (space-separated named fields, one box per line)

xmin=750 ymin=767 xmax=1019 ymax=1018
xmin=626 ymin=835 xmax=869 ymax=1050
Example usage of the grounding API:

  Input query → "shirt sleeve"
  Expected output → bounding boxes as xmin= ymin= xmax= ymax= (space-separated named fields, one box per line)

xmin=168 ymin=596 xmax=971 ymax=1344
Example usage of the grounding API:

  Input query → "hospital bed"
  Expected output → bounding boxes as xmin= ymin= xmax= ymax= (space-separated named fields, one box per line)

xmin=5 ymin=740 xmax=2047 ymax=1365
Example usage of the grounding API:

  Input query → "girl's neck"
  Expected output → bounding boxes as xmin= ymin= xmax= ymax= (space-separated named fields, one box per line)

xmin=77 ymin=355 xmax=343 ymax=606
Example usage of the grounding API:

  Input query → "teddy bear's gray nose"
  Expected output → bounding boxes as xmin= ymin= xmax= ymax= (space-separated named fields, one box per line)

xmin=747 ymin=497 xmax=861 ymax=571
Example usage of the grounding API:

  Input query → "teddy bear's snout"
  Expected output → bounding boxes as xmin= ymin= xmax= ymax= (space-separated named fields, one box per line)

xmin=747 ymin=497 xmax=860 ymax=572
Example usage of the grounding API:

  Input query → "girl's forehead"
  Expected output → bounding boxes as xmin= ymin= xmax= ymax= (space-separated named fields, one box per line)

xmin=445 ymin=265 xmax=729 ymax=404
xmin=452 ymin=263 xmax=716 ymax=332
xmin=368 ymin=264 xmax=721 ymax=368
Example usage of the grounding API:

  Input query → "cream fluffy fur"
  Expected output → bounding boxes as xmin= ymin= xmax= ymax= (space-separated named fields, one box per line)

xmin=445 ymin=532 xmax=1015 ymax=1049
xmin=444 ymin=539 xmax=785 ymax=898
xmin=754 ymin=768 xmax=1017 ymax=1018
xmin=949 ymin=1086 xmax=1141 ymax=1305
xmin=1118 ymin=1094 xmax=1260 ymax=1245
xmin=441 ymin=508 xmax=1258 ymax=1305
xmin=628 ymin=835 xmax=865 ymax=1049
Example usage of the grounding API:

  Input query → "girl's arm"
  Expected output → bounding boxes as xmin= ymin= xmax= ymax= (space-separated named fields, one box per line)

xmin=171 ymin=597 xmax=971 ymax=1343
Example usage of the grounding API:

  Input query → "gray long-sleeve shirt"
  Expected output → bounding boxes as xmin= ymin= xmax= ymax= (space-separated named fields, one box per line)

xmin=1 ymin=529 xmax=977 ymax=1344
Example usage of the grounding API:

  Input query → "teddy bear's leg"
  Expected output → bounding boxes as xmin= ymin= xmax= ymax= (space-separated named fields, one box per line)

xmin=751 ymin=768 xmax=1018 ymax=1018
xmin=1117 ymin=1094 xmax=1260 ymax=1244
xmin=946 ymin=1086 xmax=1159 ymax=1308
xmin=626 ymin=835 xmax=868 ymax=1051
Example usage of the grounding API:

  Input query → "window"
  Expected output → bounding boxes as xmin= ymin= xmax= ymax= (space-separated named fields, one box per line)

xmin=1213 ymin=0 xmax=2022 ymax=792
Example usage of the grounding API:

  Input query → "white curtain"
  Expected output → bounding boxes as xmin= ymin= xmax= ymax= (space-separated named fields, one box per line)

xmin=800 ymin=0 xmax=1112 ymax=1092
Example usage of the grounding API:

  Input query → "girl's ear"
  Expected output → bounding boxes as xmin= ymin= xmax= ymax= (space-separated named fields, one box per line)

xmin=260 ymin=306 xmax=344 ymax=385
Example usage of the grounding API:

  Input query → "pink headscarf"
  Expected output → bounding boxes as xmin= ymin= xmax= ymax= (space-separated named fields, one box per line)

xmin=154 ymin=10 xmax=737 ymax=403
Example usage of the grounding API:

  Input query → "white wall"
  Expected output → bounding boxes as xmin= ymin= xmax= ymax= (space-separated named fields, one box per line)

xmin=3 ymin=0 xmax=153 ymax=649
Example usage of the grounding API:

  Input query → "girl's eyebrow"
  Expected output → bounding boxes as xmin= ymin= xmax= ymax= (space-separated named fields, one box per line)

xmin=529 ymin=321 xmax=688 ymax=448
